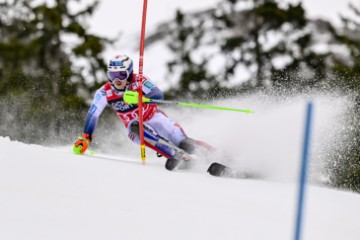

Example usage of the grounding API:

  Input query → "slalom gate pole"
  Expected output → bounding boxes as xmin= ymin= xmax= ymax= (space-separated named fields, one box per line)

xmin=294 ymin=101 xmax=314 ymax=240
xmin=138 ymin=0 xmax=148 ymax=164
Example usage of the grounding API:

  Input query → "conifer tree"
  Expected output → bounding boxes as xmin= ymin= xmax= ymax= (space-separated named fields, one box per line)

xmin=0 ymin=0 xmax=110 ymax=144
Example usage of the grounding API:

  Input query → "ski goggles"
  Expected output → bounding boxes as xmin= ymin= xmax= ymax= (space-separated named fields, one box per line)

xmin=107 ymin=70 xmax=130 ymax=82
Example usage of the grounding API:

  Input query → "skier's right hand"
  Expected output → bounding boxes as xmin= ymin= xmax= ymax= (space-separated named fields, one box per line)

xmin=73 ymin=133 xmax=92 ymax=154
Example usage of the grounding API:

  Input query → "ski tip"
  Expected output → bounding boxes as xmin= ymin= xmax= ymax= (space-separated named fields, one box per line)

xmin=207 ymin=162 xmax=227 ymax=177
xmin=207 ymin=162 xmax=255 ymax=179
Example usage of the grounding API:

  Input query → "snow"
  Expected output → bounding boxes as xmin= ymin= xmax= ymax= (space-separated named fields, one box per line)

xmin=1 ymin=94 xmax=360 ymax=240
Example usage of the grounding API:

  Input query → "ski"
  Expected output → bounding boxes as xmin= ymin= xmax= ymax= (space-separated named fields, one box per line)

xmin=207 ymin=162 xmax=256 ymax=179
xmin=76 ymin=149 xmax=255 ymax=178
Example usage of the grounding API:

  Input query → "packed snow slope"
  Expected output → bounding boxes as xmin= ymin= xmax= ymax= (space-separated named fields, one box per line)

xmin=1 ymin=94 xmax=360 ymax=240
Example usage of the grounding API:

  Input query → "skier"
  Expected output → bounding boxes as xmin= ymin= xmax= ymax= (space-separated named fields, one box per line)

xmin=73 ymin=54 xmax=215 ymax=170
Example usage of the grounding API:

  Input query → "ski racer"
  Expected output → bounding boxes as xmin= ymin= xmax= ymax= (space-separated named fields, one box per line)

xmin=73 ymin=54 xmax=215 ymax=170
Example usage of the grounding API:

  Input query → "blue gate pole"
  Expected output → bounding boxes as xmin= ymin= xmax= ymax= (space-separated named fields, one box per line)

xmin=294 ymin=102 xmax=314 ymax=240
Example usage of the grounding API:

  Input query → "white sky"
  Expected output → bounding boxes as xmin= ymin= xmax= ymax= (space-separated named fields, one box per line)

xmin=89 ymin=0 xmax=357 ymax=40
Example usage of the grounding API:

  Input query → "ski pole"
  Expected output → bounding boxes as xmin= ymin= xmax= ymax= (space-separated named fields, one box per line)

xmin=123 ymin=91 xmax=254 ymax=114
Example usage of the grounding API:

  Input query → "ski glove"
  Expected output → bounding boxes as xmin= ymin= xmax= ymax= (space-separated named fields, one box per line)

xmin=73 ymin=133 xmax=92 ymax=154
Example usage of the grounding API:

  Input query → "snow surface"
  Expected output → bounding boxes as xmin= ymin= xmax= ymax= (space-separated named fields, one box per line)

xmin=1 ymin=94 xmax=360 ymax=240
